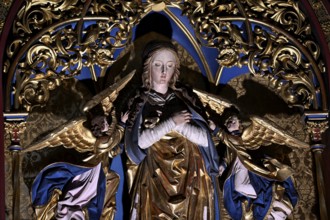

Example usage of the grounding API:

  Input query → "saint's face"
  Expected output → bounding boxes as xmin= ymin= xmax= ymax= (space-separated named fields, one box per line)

xmin=150 ymin=49 xmax=176 ymax=90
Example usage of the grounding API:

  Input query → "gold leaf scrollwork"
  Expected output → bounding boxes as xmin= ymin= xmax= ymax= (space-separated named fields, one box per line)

xmin=246 ymin=0 xmax=310 ymax=35
xmin=214 ymin=22 xmax=247 ymax=68
xmin=54 ymin=28 xmax=84 ymax=78
xmin=246 ymin=26 xmax=316 ymax=108
xmin=6 ymin=39 xmax=23 ymax=60
xmin=304 ymin=40 xmax=321 ymax=61
xmin=217 ymin=47 xmax=240 ymax=68
xmin=26 ymin=45 xmax=57 ymax=70
xmin=180 ymin=0 xmax=323 ymax=109
xmin=14 ymin=0 xmax=81 ymax=35
xmin=4 ymin=0 xmax=327 ymax=112
xmin=6 ymin=0 xmax=144 ymax=111
xmin=19 ymin=74 xmax=61 ymax=111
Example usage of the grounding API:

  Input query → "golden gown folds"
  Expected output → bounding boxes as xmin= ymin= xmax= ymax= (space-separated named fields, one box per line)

xmin=125 ymin=87 xmax=220 ymax=220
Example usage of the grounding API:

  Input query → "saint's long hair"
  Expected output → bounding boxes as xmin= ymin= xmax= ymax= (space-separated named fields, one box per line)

xmin=126 ymin=40 xmax=207 ymax=130
xmin=141 ymin=41 xmax=180 ymax=90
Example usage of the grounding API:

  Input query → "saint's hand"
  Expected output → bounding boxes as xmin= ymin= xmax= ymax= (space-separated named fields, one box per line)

xmin=172 ymin=110 xmax=192 ymax=125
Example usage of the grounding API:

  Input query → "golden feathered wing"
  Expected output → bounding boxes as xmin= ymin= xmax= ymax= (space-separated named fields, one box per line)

xmin=193 ymin=88 xmax=235 ymax=115
xmin=22 ymin=117 xmax=95 ymax=153
xmin=194 ymin=89 xmax=309 ymax=150
xmin=22 ymin=71 xmax=135 ymax=153
xmin=241 ymin=116 xmax=309 ymax=149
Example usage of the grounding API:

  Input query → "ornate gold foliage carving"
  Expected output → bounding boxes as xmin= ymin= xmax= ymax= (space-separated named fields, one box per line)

xmin=18 ymin=73 xmax=61 ymax=111
xmin=180 ymin=0 xmax=325 ymax=109
xmin=5 ymin=0 xmax=142 ymax=111
xmin=14 ymin=0 xmax=81 ymax=36
xmin=3 ymin=0 xmax=327 ymax=112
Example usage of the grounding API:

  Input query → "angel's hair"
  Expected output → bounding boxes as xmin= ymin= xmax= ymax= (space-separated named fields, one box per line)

xmin=91 ymin=115 xmax=108 ymax=137
xmin=220 ymin=106 xmax=243 ymax=133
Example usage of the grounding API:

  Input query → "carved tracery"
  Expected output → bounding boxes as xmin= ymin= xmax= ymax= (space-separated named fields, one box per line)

xmin=1 ymin=0 xmax=330 ymax=219
xmin=1 ymin=0 xmax=327 ymax=112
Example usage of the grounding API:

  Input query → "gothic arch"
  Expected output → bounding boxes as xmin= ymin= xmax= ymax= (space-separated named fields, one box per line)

xmin=1 ymin=0 xmax=329 ymax=219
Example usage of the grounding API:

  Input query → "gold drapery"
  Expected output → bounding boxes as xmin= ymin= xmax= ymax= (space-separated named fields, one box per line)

xmin=128 ymin=131 xmax=215 ymax=219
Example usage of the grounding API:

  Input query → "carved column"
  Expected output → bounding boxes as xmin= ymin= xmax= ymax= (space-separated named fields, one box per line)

xmin=304 ymin=112 xmax=329 ymax=220
xmin=4 ymin=113 xmax=27 ymax=220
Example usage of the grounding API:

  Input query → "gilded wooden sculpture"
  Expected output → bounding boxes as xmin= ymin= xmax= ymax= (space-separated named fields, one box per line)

xmin=23 ymin=72 xmax=134 ymax=219
xmin=1 ymin=0 xmax=330 ymax=220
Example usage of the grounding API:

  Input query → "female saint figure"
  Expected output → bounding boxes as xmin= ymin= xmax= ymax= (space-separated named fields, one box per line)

xmin=124 ymin=41 xmax=220 ymax=219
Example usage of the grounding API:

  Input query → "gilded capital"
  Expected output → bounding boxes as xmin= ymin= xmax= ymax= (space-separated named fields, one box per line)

xmin=304 ymin=112 xmax=329 ymax=143
xmin=4 ymin=121 xmax=26 ymax=148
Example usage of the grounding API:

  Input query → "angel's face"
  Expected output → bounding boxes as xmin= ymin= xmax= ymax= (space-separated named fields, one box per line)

xmin=226 ymin=115 xmax=240 ymax=132
xmin=101 ymin=117 xmax=109 ymax=132
xmin=91 ymin=116 xmax=109 ymax=134
xmin=150 ymin=49 xmax=176 ymax=91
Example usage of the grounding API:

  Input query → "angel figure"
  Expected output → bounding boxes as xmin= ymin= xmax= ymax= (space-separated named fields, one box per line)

xmin=195 ymin=90 xmax=308 ymax=220
xmin=23 ymin=72 xmax=134 ymax=220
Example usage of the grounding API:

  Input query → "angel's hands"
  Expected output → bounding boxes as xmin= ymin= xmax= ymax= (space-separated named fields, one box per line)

xmin=172 ymin=110 xmax=192 ymax=125
xmin=219 ymin=165 xmax=226 ymax=176
xmin=208 ymin=120 xmax=216 ymax=131
xmin=121 ymin=111 xmax=130 ymax=123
